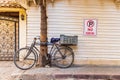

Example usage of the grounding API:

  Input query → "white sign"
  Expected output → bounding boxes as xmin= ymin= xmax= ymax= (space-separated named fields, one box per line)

xmin=83 ymin=19 xmax=97 ymax=36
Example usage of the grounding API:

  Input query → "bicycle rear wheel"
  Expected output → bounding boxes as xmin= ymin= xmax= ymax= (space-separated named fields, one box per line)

xmin=13 ymin=47 xmax=36 ymax=70
xmin=53 ymin=47 xmax=74 ymax=68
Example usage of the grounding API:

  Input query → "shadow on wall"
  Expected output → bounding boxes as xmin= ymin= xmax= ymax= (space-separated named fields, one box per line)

xmin=114 ymin=0 xmax=120 ymax=9
xmin=47 ymin=0 xmax=72 ymax=7
xmin=47 ymin=0 xmax=120 ymax=8
xmin=99 ymin=0 xmax=120 ymax=9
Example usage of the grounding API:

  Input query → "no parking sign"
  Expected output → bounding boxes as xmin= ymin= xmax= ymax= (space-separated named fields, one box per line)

xmin=83 ymin=19 xmax=97 ymax=36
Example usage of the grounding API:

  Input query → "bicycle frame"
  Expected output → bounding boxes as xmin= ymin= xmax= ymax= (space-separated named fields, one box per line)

xmin=28 ymin=41 xmax=64 ymax=62
xmin=25 ymin=36 xmax=73 ymax=64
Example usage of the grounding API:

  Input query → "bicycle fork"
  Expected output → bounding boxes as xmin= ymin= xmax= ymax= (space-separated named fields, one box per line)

xmin=24 ymin=43 xmax=34 ymax=60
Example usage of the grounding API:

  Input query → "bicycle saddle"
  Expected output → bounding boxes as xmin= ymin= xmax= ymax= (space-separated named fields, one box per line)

xmin=50 ymin=38 xmax=60 ymax=43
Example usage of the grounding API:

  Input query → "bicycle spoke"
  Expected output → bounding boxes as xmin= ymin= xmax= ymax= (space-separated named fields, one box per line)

xmin=14 ymin=47 xmax=36 ymax=70
xmin=54 ymin=47 xmax=74 ymax=68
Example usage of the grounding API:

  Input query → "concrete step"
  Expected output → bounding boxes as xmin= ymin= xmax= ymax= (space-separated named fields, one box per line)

xmin=11 ymin=66 xmax=120 ymax=80
xmin=55 ymin=74 xmax=118 ymax=80
xmin=12 ymin=73 xmax=119 ymax=80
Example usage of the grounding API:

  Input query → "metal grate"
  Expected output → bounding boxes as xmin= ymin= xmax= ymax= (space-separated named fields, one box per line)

xmin=60 ymin=35 xmax=78 ymax=45
xmin=0 ymin=16 xmax=19 ymax=61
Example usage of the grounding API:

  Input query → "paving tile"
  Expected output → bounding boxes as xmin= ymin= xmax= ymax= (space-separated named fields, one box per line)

xmin=1 ymin=61 xmax=120 ymax=80
xmin=56 ymin=78 xmax=75 ymax=80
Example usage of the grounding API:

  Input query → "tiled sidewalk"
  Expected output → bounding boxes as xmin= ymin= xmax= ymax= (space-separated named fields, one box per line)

xmin=12 ymin=65 xmax=120 ymax=80
xmin=0 ymin=61 xmax=24 ymax=80
xmin=0 ymin=61 xmax=15 ymax=80
xmin=1 ymin=61 xmax=120 ymax=80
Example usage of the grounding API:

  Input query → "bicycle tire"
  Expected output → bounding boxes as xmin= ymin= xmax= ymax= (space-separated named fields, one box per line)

xmin=13 ymin=47 xmax=36 ymax=70
xmin=53 ymin=47 xmax=74 ymax=68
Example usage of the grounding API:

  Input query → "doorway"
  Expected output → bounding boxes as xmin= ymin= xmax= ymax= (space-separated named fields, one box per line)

xmin=0 ymin=12 xmax=19 ymax=61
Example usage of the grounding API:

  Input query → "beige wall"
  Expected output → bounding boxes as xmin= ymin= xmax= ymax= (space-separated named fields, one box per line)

xmin=26 ymin=5 xmax=41 ymax=46
xmin=19 ymin=10 xmax=27 ymax=48
xmin=27 ymin=0 xmax=120 ymax=66
xmin=47 ymin=0 xmax=120 ymax=65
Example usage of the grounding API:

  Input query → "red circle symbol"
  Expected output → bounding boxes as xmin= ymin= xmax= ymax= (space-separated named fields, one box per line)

xmin=87 ymin=20 xmax=94 ymax=27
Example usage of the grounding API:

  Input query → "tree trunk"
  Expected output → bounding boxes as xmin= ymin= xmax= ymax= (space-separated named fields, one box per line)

xmin=39 ymin=0 xmax=48 ymax=67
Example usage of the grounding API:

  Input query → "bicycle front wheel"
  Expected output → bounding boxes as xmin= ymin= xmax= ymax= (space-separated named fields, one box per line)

xmin=53 ymin=47 xmax=74 ymax=68
xmin=13 ymin=47 xmax=36 ymax=70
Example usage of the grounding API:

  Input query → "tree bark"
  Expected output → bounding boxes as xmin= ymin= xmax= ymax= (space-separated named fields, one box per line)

xmin=39 ymin=0 xmax=48 ymax=67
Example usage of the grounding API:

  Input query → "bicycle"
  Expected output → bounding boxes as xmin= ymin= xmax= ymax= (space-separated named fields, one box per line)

xmin=13 ymin=36 xmax=74 ymax=70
